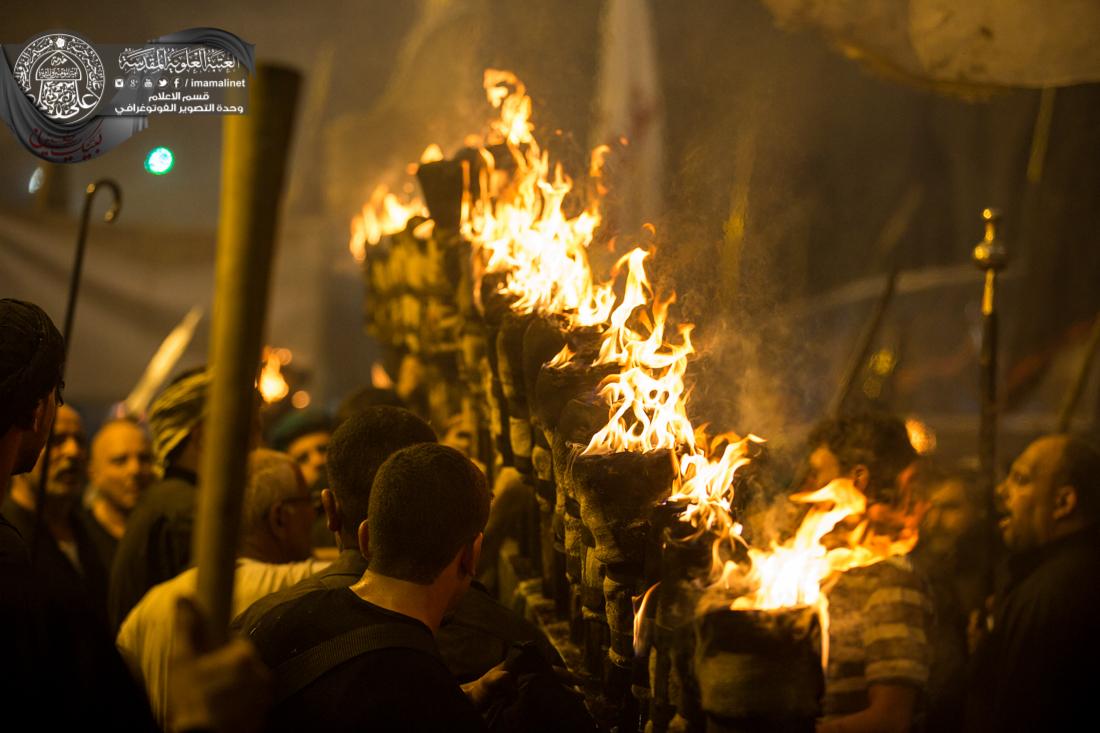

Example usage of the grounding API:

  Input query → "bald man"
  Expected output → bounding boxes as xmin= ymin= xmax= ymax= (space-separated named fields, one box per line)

xmin=969 ymin=434 xmax=1100 ymax=732
xmin=82 ymin=418 xmax=154 ymax=570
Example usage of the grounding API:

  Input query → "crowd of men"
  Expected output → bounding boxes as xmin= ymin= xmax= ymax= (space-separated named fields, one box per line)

xmin=2 ymin=296 xmax=1098 ymax=732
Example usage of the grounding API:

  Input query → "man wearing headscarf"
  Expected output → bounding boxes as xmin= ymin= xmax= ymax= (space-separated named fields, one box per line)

xmin=108 ymin=367 xmax=211 ymax=630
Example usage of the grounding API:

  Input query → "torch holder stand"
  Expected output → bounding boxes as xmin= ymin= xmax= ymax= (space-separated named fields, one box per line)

xmin=694 ymin=606 xmax=824 ymax=733
xmin=570 ymin=449 xmax=676 ymax=719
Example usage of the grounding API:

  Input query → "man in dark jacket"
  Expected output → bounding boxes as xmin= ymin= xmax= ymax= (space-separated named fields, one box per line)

xmin=251 ymin=443 xmax=498 ymax=732
xmin=969 ymin=434 xmax=1100 ymax=732
xmin=2 ymin=403 xmax=110 ymax=624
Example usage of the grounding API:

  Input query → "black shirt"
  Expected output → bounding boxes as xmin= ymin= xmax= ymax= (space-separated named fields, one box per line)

xmin=234 ymin=549 xmax=560 ymax=682
xmin=108 ymin=467 xmax=196 ymax=630
xmin=252 ymin=587 xmax=487 ymax=733
xmin=0 ymin=495 xmax=110 ymax=626
xmin=79 ymin=505 xmax=119 ymax=574
xmin=969 ymin=528 xmax=1100 ymax=732
xmin=0 ymin=512 xmax=156 ymax=731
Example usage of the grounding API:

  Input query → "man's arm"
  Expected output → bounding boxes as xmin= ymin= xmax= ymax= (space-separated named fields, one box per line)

xmin=817 ymin=683 xmax=917 ymax=733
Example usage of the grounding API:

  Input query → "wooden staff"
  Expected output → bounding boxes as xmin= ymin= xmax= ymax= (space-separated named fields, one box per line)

xmin=193 ymin=64 xmax=300 ymax=643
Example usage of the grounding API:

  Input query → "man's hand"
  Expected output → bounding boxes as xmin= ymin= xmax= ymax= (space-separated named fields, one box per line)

xmin=168 ymin=596 xmax=272 ymax=733
xmin=460 ymin=661 xmax=512 ymax=711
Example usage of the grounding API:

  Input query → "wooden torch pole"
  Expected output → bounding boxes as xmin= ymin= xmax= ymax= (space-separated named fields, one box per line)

xmin=193 ymin=64 xmax=300 ymax=643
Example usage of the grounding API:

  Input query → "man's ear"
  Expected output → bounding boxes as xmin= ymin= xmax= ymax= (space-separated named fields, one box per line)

xmin=29 ymin=395 xmax=51 ymax=432
xmin=356 ymin=519 xmax=370 ymax=559
xmin=267 ymin=502 xmax=288 ymax=540
xmin=851 ymin=464 xmax=871 ymax=493
xmin=320 ymin=489 xmax=341 ymax=533
xmin=1053 ymin=484 xmax=1078 ymax=521
xmin=459 ymin=532 xmax=484 ymax=578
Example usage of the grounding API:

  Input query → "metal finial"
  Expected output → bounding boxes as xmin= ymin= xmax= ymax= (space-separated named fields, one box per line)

xmin=973 ymin=207 xmax=1007 ymax=272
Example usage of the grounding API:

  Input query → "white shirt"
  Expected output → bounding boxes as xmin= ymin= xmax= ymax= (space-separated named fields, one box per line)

xmin=116 ymin=556 xmax=328 ymax=725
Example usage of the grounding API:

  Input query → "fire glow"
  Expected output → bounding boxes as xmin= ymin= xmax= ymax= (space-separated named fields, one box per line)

xmin=461 ymin=70 xmax=616 ymax=329
xmin=349 ymin=69 xmax=919 ymax=634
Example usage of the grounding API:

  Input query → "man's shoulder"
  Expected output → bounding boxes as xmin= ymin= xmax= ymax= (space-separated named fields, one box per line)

xmin=233 ymin=572 xmax=328 ymax=637
xmin=248 ymin=587 xmax=373 ymax=665
xmin=132 ymin=478 xmax=195 ymax=518
xmin=0 ymin=512 xmax=28 ymax=568
xmin=118 ymin=568 xmax=196 ymax=644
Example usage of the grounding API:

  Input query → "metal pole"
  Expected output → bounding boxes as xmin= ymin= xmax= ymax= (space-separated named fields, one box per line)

xmin=972 ymin=208 xmax=1007 ymax=521
xmin=193 ymin=64 xmax=300 ymax=644
xmin=33 ymin=180 xmax=120 ymax=556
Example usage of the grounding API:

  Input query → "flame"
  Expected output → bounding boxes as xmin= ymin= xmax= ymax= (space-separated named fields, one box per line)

xmin=419 ymin=143 xmax=444 ymax=164
xmin=905 ymin=417 xmax=937 ymax=456
xmin=462 ymin=70 xmax=615 ymax=329
xmin=258 ymin=346 xmax=290 ymax=404
xmin=349 ymin=184 xmax=428 ymax=263
xmin=711 ymin=478 xmax=920 ymax=615
xmin=581 ymin=249 xmax=696 ymax=455
xmin=546 ymin=344 xmax=575 ymax=369
xmin=633 ymin=582 xmax=660 ymax=657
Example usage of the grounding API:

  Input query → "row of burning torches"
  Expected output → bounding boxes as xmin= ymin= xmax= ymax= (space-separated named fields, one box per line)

xmin=349 ymin=70 xmax=913 ymax=728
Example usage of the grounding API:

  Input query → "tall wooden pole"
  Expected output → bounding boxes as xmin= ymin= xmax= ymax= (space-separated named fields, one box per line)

xmin=193 ymin=64 xmax=300 ymax=643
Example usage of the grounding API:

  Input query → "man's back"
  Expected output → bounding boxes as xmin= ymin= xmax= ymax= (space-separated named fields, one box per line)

xmin=109 ymin=469 xmax=196 ymax=629
xmin=234 ymin=549 xmax=559 ymax=682
xmin=252 ymin=587 xmax=485 ymax=732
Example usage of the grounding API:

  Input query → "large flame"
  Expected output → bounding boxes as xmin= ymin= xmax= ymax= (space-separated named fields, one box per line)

xmin=581 ymin=249 xmax=696 ymax=455
xmin=349 ymin=183 xmax=428 ymax=263
xmin=462 ymin=70 xmax=615 ymax=329
xmin=348 ymin=69 xmax=920 ymax=636
xmin=714 ymin=478 xmax=920 ymax=613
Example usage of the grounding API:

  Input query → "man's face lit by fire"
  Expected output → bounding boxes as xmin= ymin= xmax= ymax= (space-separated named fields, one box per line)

xmin=997 ymin=435 xmax=1066 ymax=554
xmin=811 ymin=443 xmax=913 ymax=542
xmin=287 ymin=431 xmax=330 ymax=491
xmin=91 ymin=421 xmax=154 ymax=513
xmin=920 ymin=478 xmax=982 ymax=558
xmin=29 ymin=404 xmax=86 ymax=499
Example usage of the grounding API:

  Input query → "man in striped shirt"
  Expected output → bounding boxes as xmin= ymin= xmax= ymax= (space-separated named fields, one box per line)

xmin=805 ymin=414 xmax=933 ymax=733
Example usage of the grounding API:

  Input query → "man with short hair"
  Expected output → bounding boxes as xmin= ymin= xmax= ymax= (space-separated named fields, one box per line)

xmin=3 ymin=403 xmax=111 ymax=622
xmin=807 ymin=414 xmax=933 ymax=733
xmin=82 ymin=417 xmax=154 ymax=570
xmin=109 ymin=367 xmax=210 ymax=630
xmin=235 ymin=407 xmax=557 ymax=681
xmin=968 ymin=434 xmax=1100 ymax=732
xmin=118 ymin=449 xmax=326 ymax=724
xmin=233 ymin=406 xmax=436 ymax=636
xmin=253 ymin=443 xmax=496 ymax=731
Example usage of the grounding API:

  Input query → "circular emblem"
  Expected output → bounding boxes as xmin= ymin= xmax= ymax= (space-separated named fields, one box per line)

xmin=13 ymin=33 xmax=106 ymax=125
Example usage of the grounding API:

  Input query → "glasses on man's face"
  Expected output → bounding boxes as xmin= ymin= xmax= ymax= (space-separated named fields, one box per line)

xmin=278 ymin=495 xmax=314 ymax=510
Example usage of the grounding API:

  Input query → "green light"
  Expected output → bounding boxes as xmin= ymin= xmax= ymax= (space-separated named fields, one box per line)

xmin=144 ymin=146 xmax=174 ymax=175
